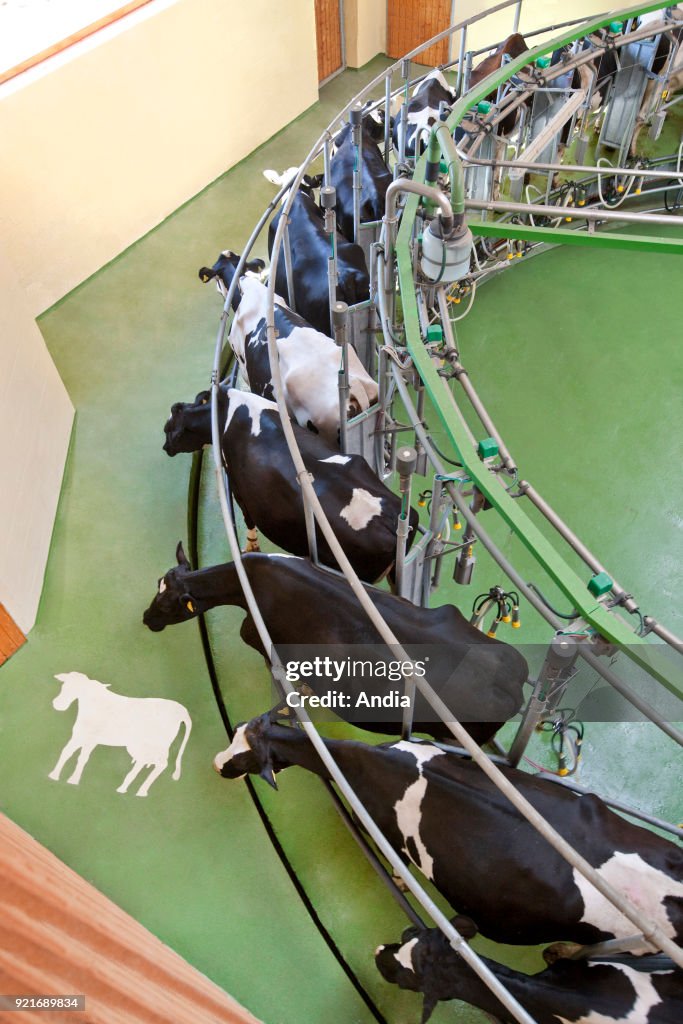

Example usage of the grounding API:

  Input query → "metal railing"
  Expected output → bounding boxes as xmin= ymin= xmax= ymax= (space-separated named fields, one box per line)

xmin=203 ymin=2 xmax=683 ymax=1020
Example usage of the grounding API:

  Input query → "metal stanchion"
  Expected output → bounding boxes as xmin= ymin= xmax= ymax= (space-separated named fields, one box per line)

xmin=333 ymin=301 xmax=350 ymax=453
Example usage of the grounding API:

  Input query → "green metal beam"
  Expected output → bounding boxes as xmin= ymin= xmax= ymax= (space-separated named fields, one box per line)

xmin=447 ymin=3 xmax=676 ymax=132
xmin=471 ymin=221 xmax=683 ymax=255
xmin=397 ymin=219 xmax=680 ymax=695
xmin=394 ymin=4 xmax=683 ymax=696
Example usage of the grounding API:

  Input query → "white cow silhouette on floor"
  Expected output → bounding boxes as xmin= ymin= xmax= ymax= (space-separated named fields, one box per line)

xmin=49 ymin=671 xmax=192 ymax=797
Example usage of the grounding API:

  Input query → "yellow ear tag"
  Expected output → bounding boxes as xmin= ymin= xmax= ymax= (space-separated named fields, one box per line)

xmin=186 ymin=600 xmax=195 ymax=613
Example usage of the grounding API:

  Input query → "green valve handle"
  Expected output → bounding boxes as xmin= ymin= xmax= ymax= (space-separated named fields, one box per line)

xmin=535 ymin=56 xmax=551 ymax=69
xmin=426 ymin=325 xmax=444 ymax=343
xmin=588 ymin=571 xmax=613 ymax=598
xmin=608 ymin=20 xmax=623 ymax=34
xmin=477 ymin=437 xmax=499 ymax=460
xmin=439 ymin=159 xmax=449 ymax=173
xmin=476 ymin=100 xmax=491 ymax=114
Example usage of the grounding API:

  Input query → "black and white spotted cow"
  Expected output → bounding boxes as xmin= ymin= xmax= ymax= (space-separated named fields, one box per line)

xmin=213 ymin=711 xmax=683 ymax=950
xmin=262 ymin=168 xmax=371 ymax=337
xmin=330 ymin=114 xmax=393 ymax=242
xmin=376 ymin=924 xmax=683 ymax=1023
xmin=198 ymin=250 xmax=377 ymax=444
xmin=393 ymin=69 xmax=457 ymax=157
xmin=163 ymin=386 xmax=418 ymax=582
xmin=143 ymin=552 xmax=528 ymax=746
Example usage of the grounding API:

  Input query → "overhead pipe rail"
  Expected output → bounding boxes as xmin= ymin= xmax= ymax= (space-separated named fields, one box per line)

xmin=203 ymin=2 xmax=683 ymax=1019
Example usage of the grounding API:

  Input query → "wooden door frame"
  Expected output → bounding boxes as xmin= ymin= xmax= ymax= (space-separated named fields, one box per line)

xmin=385 ymin=0 xmax=458 ymax=67
xmin=317 ymin=0 xmax=347 ymax=87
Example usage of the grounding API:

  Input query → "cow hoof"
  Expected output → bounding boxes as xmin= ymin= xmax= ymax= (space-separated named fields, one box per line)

xmin=543 ymin=941 xmax=583 ymax=964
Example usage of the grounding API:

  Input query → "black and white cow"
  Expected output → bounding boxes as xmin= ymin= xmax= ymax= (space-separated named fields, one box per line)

xmin=198 ymin=250 xmax=377 ymax=444
xmin=263 ymin=168 xmax=371 ymax=337
xmin=393 ymin=69 xmax=457 ymax=157
xmin=376 ymin=924 xmax=683 ymax=1023
xmin=163 ymin=386 xmax=418 ymax=582
xmin=330 ymin=114 xmax=393 ymax=242
xmin=143 ymin=551 xmax=528 ymax=746
xmin=213 ymin=710 xmax=683 ymax=950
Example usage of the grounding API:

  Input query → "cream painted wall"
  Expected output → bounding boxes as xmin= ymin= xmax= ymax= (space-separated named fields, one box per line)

xmin=345 ymin=0 xmax=386 ymax=68
xmin=344 ymin=1 xmax=617 ymax=69
xmin=0 ymin=0 xmax=318 ymax=635
xmin=0 ymin=248 xmax=74 ymax=635
xmin=450 ymin=0 xmax=609 ymax=54
xmin=0 ymin=0 xmax=319 ymax=317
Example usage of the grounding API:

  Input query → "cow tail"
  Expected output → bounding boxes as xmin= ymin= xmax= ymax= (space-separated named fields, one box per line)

xmin=173 ymin=711 xmax=192 ymax=780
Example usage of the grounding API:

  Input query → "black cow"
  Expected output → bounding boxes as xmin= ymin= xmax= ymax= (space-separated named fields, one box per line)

xmin=198 ymin=250 xmax=377 ymax=444
xmin=330 ymin=114 xmax=393 ymax=242
xmin=376 ymin=924 xmax=683 ymax=1023
xmin=213 ymin=710 xmax=683 ymax=949
xmin=143 ymin=551 xmax=528 ymax=746
xmin=263 ymin=168 xmax=371 ymax=337
xmin=163 ymin=385 xmax=418 ymax=583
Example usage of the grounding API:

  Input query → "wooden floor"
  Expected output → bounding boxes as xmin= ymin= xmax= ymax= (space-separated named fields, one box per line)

xmin=0 ymin=603 xmax=26 ymax=667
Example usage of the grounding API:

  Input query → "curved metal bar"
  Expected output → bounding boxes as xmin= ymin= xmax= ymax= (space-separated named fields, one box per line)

xmin=204 ymin=4 xmax=683 ymax=1013
xmin=258 ymin=137 xmax=683 ymax=979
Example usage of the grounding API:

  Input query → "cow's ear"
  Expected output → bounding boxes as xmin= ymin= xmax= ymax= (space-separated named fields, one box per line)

xmin=198 ymin=266 xmax=215 ymax=283
xmin=245 ymin=257 xmax=266 ymax=274
xmin=176 ymin=541 xmax=191 ymax=568
xmin=259 ymin=762 xmax=278 ymax=790
xmin=180 ymin=593 xmax=196 ymax=615
xmin=421 ymin=994 xmax=438 ymax=1024
xmin=268 ymin=700 xmax=291 ymax=723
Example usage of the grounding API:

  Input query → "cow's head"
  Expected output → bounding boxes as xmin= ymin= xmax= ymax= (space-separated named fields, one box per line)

xmin=263 ymin=167 xmax=324 ymax=198
xmin=163 ymin=389 xmax=214 ymax=456
xmin=142 ymin=542 xmax=201 ymax=632
xmin=198 ymin=250 xmax=267 ymax=309
xmin=375 ymin=918 xmax=477 ymax=1023
xmin=213 ymin=710 xmax=282 ymax=788
xmin=362 ymin=104 xmax=391 ymax=142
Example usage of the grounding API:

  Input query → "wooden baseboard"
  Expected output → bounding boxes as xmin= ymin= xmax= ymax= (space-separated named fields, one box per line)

xmin=0 ymin=604 xmax=26 ymax=666
xmin=0 ymin=814 xmax=263 ymax=1024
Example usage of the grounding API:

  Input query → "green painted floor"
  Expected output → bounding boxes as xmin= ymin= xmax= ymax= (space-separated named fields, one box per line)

xmin=1 ymin=54 xmax=682 ymax=1024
